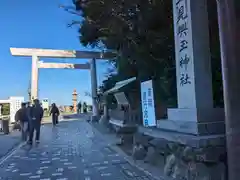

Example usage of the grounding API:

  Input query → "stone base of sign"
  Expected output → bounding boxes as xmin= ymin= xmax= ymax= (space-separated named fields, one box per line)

xmin=167 ymin=108 xmax=225 ymax=123
xmin=138 ymin=126 xmax=225 ymax=148
xmin=165 ymin=108 xmax=225 ymax=135
xmin=133 ymin=127 xmax=227 ymax=180
xmin=156 ymin=120 xmax=225 ymax=135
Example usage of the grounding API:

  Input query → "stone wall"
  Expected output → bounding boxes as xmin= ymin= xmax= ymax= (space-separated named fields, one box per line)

xmin=132 ymin=133 xmax=227 ymax=180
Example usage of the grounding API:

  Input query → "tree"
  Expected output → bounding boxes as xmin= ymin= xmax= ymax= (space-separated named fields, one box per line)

xmin=72 ymin=0 xmax=177 ymax=108
xmin=70 ymin=0 xmax=223 ymax=108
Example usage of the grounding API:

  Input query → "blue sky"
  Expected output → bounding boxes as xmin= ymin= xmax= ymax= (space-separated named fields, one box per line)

xmin=0 ymin=0 xmax=111 ymax=105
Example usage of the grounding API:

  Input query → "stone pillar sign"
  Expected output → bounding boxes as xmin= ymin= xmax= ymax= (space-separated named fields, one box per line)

xmin=173 ymin=0 xmax=213 ymax=109
xmin=164 ymin=0 xmax=225 ymax=135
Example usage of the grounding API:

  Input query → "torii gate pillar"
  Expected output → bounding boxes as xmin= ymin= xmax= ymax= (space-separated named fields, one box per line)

xmin=90 ymin=58 xmax=99 ymax=121
xmin=31 ymin=55 xmax=39 ymax=101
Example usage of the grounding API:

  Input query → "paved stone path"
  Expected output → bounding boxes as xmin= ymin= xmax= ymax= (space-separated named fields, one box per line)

xmin=0 ymin=120 xmax=151 ymax=180
xmin=0 ymin=131 xmax=21 ymax=159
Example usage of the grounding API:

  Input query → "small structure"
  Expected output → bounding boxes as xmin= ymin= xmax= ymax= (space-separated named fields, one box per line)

xmin=0 ymin=96 xmax=24 ymax=123
xmin=41 ymin=98 xmax=50 ymax=112
xmin=72 ymin=89 xmax=78 ymax=113
xmin=63 ymin=105 xmax=72 ymax=113
xmin=104 ymin=77 xmax=140 ymax=144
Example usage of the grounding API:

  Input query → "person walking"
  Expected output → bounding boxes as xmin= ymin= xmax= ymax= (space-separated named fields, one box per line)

xmin=77 ymin=102 xmax=82 ymax=114
xmin=50 ymin=103 xmax=60 ymax=126
xmin=83 ymin=102 xmax=87 ymax=113
xmin=15 ymin=103 xmax=29 ymax=141
xmin=26 ymin=102 xmax=32 ymax=137
xmin=28 ymin=99 xmax=44 ymax=145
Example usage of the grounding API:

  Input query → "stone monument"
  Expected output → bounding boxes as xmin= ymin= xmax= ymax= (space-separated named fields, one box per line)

xmin=132 ymin=1 xmax=227 ymax=179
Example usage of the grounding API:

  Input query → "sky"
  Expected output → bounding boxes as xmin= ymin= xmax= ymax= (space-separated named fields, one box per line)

xmin=0 ymin=0 xmax=112 ymax=105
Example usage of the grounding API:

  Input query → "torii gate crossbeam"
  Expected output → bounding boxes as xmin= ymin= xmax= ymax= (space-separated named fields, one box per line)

xmin=10 ymin=47 xmax=116 ymax=121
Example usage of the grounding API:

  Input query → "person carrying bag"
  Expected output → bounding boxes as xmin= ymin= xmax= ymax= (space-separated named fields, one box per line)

xmin=50 ymin=103 xmax=60 ymax=126
xmin=15 ymin=103 xmax=29 ymax=141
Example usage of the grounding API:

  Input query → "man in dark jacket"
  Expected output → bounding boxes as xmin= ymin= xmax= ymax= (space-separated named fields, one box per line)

xmin=83 ymin=102 xmax=87 ymax=113
xmin=15 ymin=103 xmax=29 ymax=141
xmin=26 ymin=102 xmax=32 ymax=132
xmin=77 ymin=102 xmax=82 ymax=114
xmin=50 ymin=103 xmax=60 ymax=126
xmin=28 ymin=99 xmax=44 ymax=144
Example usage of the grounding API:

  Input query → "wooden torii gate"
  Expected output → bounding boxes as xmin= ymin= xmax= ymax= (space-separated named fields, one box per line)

xmin=10 ymin=47 xmax=116 ymax=121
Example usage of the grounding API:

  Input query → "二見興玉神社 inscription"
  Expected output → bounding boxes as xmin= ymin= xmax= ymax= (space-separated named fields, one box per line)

xmin=171 ymin=0 xmax=213 ymax=111
xmin=175 ymin=0 xmax=192 ymax=87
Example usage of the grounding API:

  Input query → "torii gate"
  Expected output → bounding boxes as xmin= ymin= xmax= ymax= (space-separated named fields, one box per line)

xmin=10 ymin=47 xmax=116 ymax=121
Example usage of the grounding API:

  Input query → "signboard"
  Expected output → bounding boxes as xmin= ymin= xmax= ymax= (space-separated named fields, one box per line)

xmin=141 ymin=80 xmax=156 ymax=127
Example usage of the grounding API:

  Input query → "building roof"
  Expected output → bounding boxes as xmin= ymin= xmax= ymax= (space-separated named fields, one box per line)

xmin=104 ymin=77 xmax=136 ymax=95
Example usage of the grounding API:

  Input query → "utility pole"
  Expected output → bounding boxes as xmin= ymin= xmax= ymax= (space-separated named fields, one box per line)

xmin=216 ymin=0 xmax=240 ymax=179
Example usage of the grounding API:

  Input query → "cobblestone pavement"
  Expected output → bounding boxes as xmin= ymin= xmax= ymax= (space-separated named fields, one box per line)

xmin=0 ymin=131 xmax=21 ymax=159
xmin=0 ymin=120 xmax=152 ymax=180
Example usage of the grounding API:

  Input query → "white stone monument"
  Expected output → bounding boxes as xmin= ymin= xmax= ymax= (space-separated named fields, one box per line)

xmin=161 ymin=0 xmax=225 ymax=135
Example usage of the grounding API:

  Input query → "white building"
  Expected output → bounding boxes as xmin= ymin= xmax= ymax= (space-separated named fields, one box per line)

xmin=0 ymin=96 xmax=24 ymax=123
xmin=41 ymin=98 xmax=50 ymax=111
xmin=9 ymin=97 xmax=24 ymax=123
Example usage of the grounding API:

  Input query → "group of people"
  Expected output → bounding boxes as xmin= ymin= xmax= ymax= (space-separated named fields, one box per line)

xmin=15 ymin=100 xmax=60 ymax=145
xmin=77 ymin=102 xmax=88 ymax=114
xmin=15 ymin=99 xmax=43 ymax=145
